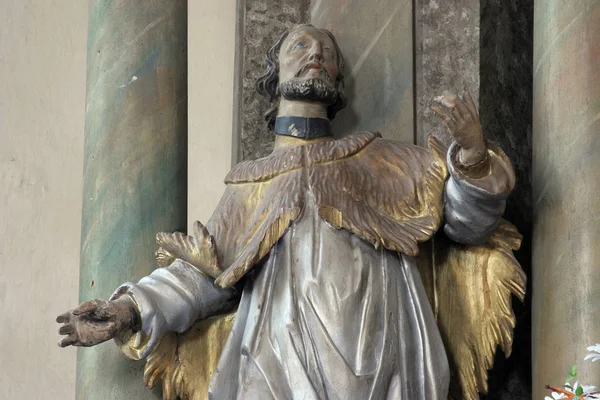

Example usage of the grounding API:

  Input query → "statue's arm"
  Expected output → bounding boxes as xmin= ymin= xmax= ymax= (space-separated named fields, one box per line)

xmin=442 ymin=141 xmax=515 ymax=245
xmin=432 ymin=90 xmax=515 ymax=245
xmin=110 ymin=259 xmax=238 ymax=359
xmin=56 ymin=258 xmax=238 ymax=359
xmin=57 ymin=187 xmax=246 ymax=356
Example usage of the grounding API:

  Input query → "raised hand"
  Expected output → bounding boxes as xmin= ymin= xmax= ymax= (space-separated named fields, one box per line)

xmin=56 ymin=298 xmax=138 ymax=348
xmin=432 ymin=90 xmax=487 ymax=167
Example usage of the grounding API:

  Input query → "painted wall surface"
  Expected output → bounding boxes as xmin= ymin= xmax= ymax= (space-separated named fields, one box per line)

xmin=188 ymin=0 xmax=236 ymax=226
xmin=0 ymin=1 xmax=87 ymax=399
xmin=0 ymin=1 xmax=236 ymax=398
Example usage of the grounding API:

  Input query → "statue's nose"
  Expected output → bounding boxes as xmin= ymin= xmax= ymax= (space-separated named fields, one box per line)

xmin=308 ymin=45 xmax=323 ymax=62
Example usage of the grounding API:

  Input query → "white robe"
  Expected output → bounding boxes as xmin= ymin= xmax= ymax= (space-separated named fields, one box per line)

xmin=208 ymin=197 xmax=449 ymax=399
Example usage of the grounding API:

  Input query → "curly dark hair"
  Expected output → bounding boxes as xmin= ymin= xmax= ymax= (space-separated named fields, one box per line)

xmin=256 ymin=25 xmax=348 ymax=130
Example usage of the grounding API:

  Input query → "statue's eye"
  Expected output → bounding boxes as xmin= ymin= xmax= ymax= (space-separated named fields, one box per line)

xmin=295 ymin=42 xmax=306 ymax=49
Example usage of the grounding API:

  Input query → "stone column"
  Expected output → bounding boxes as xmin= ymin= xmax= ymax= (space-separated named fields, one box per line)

xmin=77 ymin=1 xmax=187 ymax=399
xmin=414 ymin=0 xmax=479 ymax=147
xmin=533 ymin=0 xmax=600 ymax=397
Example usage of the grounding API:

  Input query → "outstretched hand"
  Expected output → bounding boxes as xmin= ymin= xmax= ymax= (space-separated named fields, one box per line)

xmin=432 ymin=90 xmax=487 ymax=167
xmin=56 ymin=298 xmax=138 ymax=348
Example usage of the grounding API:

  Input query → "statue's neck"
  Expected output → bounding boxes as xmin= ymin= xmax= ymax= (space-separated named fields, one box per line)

xmin=277 ymin=99 xmax=328 ymax=119
xmin=273 ymin=99 xmax=331 ymax=150
xmin=273 ymin=133 xmax=332 ymax=150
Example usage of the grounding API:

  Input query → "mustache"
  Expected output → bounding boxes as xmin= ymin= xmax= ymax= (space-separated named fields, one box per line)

xmin=294 ymin=63 xmax=333 ymax=84
xmin=278 ymin=78 xmax=339 ymax=105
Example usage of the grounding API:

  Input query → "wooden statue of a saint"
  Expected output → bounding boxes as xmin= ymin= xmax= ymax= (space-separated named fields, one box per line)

xmin=57 ymin=25 xmax=525 ymax=400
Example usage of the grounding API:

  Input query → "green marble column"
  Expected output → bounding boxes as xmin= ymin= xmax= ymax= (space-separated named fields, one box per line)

xmin=77 ymin=1 xmax=187 ymax=399
xmin=533 ymin=0 xmax=600 ymax=397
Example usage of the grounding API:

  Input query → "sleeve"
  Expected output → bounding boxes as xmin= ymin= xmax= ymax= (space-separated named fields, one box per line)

xmin=109 ymin=259 xmax=237 ymax=360
xmin=443 ymin=141 xmax=516 ymax=245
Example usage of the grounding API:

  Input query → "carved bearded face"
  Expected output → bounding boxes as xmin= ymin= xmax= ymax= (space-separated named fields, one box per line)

xmin=277 ymin=26 xmax=340 ymax=105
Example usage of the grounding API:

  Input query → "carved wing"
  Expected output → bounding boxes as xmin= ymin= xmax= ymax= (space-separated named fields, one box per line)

xmin=155 ymin=220 xmax=222 ymax=279
xmin=418 ymin=219 xmax=526 ymax=399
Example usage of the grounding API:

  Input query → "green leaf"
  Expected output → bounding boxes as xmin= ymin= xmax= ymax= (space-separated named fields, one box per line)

xmin=575 ymin=385 xmax=583 ymax=396
xmin=569 ymin=365 xmax=578 ymax=377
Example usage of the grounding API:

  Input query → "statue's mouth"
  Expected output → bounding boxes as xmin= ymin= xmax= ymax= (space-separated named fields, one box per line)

xmin=296 ymin=62 xmax=322 ymax=77
xmin=295 ymin=62 xmax=332 ymax=85
xmin=306 ymin=61 xmax=322 ymax=70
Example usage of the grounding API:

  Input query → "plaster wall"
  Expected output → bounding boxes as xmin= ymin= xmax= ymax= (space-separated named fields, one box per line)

xmin=0 ymin=1 xmax=235 ymax=398
xmin=188 ymin=0 xmax=236 ymax=226
xmin=0 ymin=2 xmax=87 ymax=399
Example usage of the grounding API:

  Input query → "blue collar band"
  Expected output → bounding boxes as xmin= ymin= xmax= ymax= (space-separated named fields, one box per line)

xmin=274 ymin=116 xmax=333 ymax=139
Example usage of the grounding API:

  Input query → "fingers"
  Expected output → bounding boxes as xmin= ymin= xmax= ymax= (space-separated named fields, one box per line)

xmin=432 ymin=105 xmax=457 ymax=132
xmin=439 ymin=90 xmax=457 ymax=109
xmin=433 ymin=89 xmax=482 ymax=136
xmin=59 ymin=324 xmax=75 ymax=335
xmin=57 ymin=310 xmax=78 ymax=347
xmin=463 ymin=90 xmax=479 ymax=121
xmin=73 ymin=299 xmax=102 ymax=316
xmin=451 ymin=106 xmax=463 ymax=122
xmin=58 ymin=334 xmax=79 ymax=348
xmin=56 ymin=311 xmax=72 ymax=323
xmin=441 ymin=90 xmax=470 ymax=122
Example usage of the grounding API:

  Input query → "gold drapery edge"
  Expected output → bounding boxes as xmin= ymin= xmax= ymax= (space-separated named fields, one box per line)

xmin=142 ymin=313 xmax=237 ymax=400
xmin=431 ymin=219 xmax=525 ymax=400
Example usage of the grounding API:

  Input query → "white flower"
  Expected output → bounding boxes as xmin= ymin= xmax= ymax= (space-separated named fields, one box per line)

xmin=545 ymin=391 xmax=567 ymax=400
xmin=572 ymin=381 xmax=597 ymax=395
xmin=582 ymin=385 xmax=597 ymax=393
xmin=546 ymin=382 xmax=599 ymax=400
xmin=585 ymin=344 xmax=600 ymax=363
xmin=545 ymin=392 xmax=567 ymax=400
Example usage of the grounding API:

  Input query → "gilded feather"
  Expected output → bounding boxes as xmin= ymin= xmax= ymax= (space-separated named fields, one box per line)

xmin=418 ymin=219 xmax=526 ymax=399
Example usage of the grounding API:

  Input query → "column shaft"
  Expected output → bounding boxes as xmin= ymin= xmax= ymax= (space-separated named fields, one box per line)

xmin=77 ymin=1 xmax=187 ymax=398
xmin=533 ymin=0 xmax=600 ymax=396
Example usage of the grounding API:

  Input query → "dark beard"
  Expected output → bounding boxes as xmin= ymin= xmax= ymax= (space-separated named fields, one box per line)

xmin=278 ymin=78 xmax=338 ymax=105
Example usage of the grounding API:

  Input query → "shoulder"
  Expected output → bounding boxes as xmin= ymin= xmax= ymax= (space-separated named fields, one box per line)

xmin=349 ymin=134 xmax=447 ymax=178
xmin=224 ymin=131 xmax=380 ymax=183
xmin=361 ymin=136 xmax=432 ymax=162
xmin=223 ymin=132 xmax=447 ymax=184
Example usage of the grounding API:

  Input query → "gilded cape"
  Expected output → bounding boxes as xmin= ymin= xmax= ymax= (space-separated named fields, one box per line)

xmin=159 ymin=132 xmax=447 ymax=286
xmin=138 ymin=132 xmax=525 ymax=400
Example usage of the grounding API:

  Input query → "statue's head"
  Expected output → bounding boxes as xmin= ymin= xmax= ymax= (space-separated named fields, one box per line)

xmin=256 ymin=25 xmax=348 ymax=130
